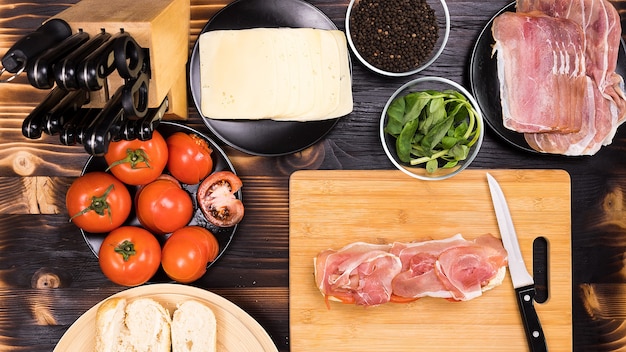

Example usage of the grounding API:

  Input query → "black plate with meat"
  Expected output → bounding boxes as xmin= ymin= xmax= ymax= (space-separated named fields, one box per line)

xmin=188 ymin=0 xmax=343 ymax=157
xmin=469 ymin=2 xmax=626 ymax=154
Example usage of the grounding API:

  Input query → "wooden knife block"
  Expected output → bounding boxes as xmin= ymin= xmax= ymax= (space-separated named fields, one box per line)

xmin=53 ymin=0 xmax=190 ymax=119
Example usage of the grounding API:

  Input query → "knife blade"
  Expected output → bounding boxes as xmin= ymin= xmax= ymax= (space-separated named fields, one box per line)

xmin=486 ymin=172 xmax=548 ymax=352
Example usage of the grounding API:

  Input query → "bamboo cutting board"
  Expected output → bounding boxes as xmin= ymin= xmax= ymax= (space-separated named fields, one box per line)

xmin=289 ymin=169 xmax=572 ymax=351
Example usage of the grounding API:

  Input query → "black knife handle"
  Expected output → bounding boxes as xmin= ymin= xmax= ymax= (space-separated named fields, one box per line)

xmin=76 ymin=31 xmax=129 ymax=91
xmin=82 ymin=86 xmax=125 ymax=155
xmin=54 ymin=30 xmax=112 ymax=90
xmin=515 ymin=285 xmax=548 ymax=352
xmin=22 ymin=86 xmax=69 ymax=139
xmin=1 ymin=19 xmax=72 ymax=75
xmin=43 ymin=89 xmax=90 ymax=135
xmin=26 ymin=30 xmax=90 ymax=89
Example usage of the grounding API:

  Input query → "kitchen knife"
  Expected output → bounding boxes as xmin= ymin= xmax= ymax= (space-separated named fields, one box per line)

xmin=486 ymin=173 xmax=548 ymax=352
xmin=60 ymin=108 xmax=101 ymax=146
xmin=118 ymin=96 xmax=168 ymax=141
xmin=22 ymin=86 xmax=70 ymax=139
xmin=26 ymin=29 xmax=90 ymax=89
xmin=0 ymin=19 xmax=72 ymax=82
xmin=43 ymin=89 xmax=90 ymax=135
xmin=76 ymin=30 xmax=136 ymax=92
xmin=53 ymin=29 xmax=112 ymax=90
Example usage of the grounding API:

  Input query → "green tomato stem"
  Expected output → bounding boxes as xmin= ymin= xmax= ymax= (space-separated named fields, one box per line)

xmin=114 ymin=240 xmax=136 ymax=262
xmin=68 ymin=184 xmax=115 ymax=224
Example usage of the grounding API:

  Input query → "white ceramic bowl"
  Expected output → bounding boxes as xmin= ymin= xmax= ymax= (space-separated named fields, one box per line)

xmin=345 ymin=0 xmax=450 ymax=77
xmin=380 ymin=76 xmax=484 ymax=180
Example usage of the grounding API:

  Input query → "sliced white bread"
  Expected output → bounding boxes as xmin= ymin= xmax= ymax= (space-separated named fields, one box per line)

xmin=95 ymin=297 xmax=127 ymax=352
xmin=171 ymin=300 xmax=217 ymax=352
xmin=95 ymin=297 xmax=171 ymax=352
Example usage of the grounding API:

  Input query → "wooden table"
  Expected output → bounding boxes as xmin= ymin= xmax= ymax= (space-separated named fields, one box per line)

xmin=1 ymin=0 xmax=625 ymax=350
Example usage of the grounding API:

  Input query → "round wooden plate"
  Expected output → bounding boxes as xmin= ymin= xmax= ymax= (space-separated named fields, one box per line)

xmin=54 ymin=284 xmax=278 ymax=352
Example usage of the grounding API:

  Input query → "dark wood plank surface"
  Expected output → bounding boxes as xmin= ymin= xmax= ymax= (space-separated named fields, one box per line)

xmin=1 ymin=0 xmax=626 ymax=350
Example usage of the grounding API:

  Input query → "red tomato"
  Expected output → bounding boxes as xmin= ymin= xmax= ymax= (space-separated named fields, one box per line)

xmin=166 ymin=132 xmax=213 ymax=185
xmin=104 ymin=130 xmax=168 ymax=185
xmin=170 ymin=226 xmax=220 ymax=263
xmin=197 ymin=171 xmax=244 ymax=227
xmin=66 ymin=171 xmax=132 ymax=233
xmin=135 ymin=178 xmax=193 ymax=235
xmin=98 ymin=226 xmax=161 ymax=286
xmin=161 ymin=231 xmax=207 ymax=283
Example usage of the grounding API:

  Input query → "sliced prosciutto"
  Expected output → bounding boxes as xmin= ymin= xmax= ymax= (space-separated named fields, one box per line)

xmin=314 ymin=242 xmax=401 ymax=306
xmin=491 ymin=0 xmax=626 ymax=155
xmin=435 ymin=234 xmax=509 ymax=301
xmin=389 ymin=234 xmax=471 ymax=300
xmin=492 ymin=12 xmax=588 ymax=133
xmin=314 ymin=234 xmax=508 ymax=307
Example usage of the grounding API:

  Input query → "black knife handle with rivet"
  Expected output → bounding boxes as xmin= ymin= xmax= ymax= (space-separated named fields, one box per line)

xmin=59 ymin=108 xmax=92 ymax=145
xmin=54 ymin=29 xmax=112 ymax=90
xmin=76 ymin=31 xmax=129 ymax=91
xmin=516 ymin=285 xmax=548 ymax=352
xmin=82 ymin=85 xmax=126 ymax=155
xmin=1 ymin=19 xmax=72 ymax=80
xmin=26 ymin=30 xmax=90 ymax=89
xmin=43 ymin=89 xmax=90 ymax=135
xmin=22 ymin=86 xmax=69 ymax=139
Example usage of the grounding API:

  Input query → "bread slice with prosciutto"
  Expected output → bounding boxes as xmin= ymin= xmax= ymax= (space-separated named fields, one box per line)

xmin=314 ymin=234 xmax=508 ymax=307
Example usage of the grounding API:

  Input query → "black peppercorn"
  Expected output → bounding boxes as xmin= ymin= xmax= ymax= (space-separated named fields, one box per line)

xmin=349 ymin=0 xmax=439 ymax=73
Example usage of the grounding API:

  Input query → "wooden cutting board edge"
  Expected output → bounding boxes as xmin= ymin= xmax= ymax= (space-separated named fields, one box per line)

xmin=288 ymin=169 xmax=572 ymax=352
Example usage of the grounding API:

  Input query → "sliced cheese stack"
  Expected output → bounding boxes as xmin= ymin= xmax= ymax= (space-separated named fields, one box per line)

xmin=199 ymin=28 xmax=353 ymax=121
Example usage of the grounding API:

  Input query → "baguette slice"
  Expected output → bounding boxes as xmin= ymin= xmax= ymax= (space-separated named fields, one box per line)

xmin=171 ymin=300 xmax=217 ymax=352
xmin=95 ymin=297 xmax=171 ymax=352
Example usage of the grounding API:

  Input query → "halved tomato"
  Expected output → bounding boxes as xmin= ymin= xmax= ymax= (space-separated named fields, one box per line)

xmin=197 ymin=171 xmax=244 ymax=227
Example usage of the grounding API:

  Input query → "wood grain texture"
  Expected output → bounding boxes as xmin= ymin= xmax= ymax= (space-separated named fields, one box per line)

xmin=0 ymin=0 xmax=625 ymax=351
xmin=290 ymin=169 xmax=571 ymax=351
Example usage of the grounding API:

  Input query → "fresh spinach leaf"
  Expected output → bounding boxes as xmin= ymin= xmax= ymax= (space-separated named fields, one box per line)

xmin=384 ymin=88 xmax=481 ymax=173
xmin=396 ymin=118 xmax=419 ymax=162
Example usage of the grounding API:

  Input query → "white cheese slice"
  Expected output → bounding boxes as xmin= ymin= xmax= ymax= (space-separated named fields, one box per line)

xmin=198 ymin=28 xmax=353 ymax=121
xmin=199 ymin=29 xmax=278 ymax=119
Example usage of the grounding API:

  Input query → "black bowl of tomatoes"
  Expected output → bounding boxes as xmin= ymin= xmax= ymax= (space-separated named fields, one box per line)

xmin=67 ymin=121 xmax=243 ymax=286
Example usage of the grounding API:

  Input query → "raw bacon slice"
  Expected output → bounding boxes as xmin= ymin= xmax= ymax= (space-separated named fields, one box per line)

xmin=492 ymin=12 xmax=587 ymax=133
xmin=314 ymin=234 xmax=508 ymax=307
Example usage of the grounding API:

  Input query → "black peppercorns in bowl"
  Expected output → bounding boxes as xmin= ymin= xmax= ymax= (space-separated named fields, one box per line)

xmin=345 ymin=0 xmax=450 ymax=77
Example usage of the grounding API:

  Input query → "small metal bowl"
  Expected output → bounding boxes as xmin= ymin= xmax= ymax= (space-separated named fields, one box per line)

xmin=345 ymin=0 xmax=450 ymax=77
xmin=380 ymin=76 xmax=484 ymax=180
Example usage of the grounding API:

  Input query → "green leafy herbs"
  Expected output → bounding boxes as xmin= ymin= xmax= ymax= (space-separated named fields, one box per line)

xmin=384 ymin=89 xmax=481 ymax=173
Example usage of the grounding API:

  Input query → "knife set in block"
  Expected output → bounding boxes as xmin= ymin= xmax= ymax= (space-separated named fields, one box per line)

xmin=0 ymin=0 xmax=189 ymax=155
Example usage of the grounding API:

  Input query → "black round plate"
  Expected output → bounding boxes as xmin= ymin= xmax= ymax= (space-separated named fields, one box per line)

xmin=189 ymin=0 xmax=342 ymax=156
xmin=469 ymin=2 xmax=626 ymax=153
xmin=80 ymin=121 xmax=241 ymax=281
